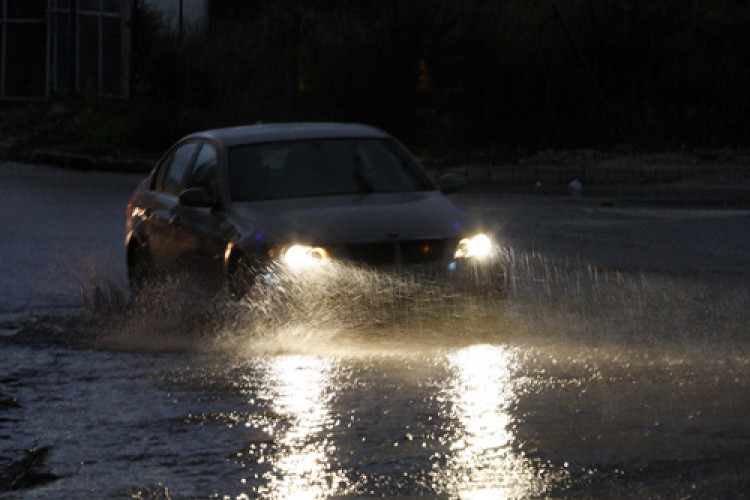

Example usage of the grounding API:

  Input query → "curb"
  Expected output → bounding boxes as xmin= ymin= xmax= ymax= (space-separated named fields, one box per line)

xmin=3 ymin=145 xmax=749 ymax=187
xmin=2 ymin=146 xmax=155 ymax=173
xmin=438 ymin=163 xmax=750 ymax=187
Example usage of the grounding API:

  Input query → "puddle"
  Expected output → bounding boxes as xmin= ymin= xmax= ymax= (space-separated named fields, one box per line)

xmin=2 ymin=249 xmax=749 ymax=497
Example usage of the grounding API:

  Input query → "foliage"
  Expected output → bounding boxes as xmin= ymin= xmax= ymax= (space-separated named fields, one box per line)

xmin=137 ymin=0 xmax=750 ymax=153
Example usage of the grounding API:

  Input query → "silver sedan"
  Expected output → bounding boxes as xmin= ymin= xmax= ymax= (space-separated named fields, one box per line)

xmin=125 ymin=123 xmax=503 ymax=297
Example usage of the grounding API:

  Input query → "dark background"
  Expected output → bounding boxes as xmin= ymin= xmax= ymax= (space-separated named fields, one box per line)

xmin=4 ymin=0 xmax=750 ymax=159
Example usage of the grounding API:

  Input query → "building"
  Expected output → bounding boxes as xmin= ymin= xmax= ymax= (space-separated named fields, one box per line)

xmin=0 ymin=0 xmax=133 ymax=99
xmin=142 ymin=0 xmax=207 ymax=33
xmin=0 ymin=1 xmax=213 ymax=100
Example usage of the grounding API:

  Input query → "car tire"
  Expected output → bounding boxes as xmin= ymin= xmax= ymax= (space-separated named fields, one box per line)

xmin=127 ymin=244 xmax=153 ymax=298
xmin=228 ymin=255 xmax=256 ymax=300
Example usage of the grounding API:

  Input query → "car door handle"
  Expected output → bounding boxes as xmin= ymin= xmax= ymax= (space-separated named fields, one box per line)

xmin=168 ymin=215 xmax=182 ymax=227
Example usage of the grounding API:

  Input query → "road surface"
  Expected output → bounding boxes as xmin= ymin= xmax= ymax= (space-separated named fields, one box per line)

xmin=1 ymin=161 xmax=749 ymax=497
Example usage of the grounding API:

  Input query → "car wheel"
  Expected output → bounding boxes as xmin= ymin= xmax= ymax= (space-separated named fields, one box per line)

xmin=228 ymin=255 xmax=256 ymax=300
xmin=127 ymin=244 xmax=153 ymax=298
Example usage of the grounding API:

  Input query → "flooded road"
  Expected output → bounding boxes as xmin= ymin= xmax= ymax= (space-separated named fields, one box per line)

xmin=1 ymin=162 xmax=750 ymax=497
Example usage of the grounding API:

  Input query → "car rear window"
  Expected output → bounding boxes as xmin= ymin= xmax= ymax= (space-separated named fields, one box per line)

xmin=228 ymin=138 xmax=433 ymax=201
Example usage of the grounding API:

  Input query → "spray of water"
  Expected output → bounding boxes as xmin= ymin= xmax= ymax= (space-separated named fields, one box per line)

xmin=64 ymin=246 xmax=749 ymax=359
xmin=504 ymin=247 xmax=750 ymax=355
xmin=217 ymin=260 xmax=508 ymax=356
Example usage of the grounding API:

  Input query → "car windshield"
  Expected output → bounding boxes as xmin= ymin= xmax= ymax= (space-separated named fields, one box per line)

xmin=228 ymin=138 xmax=434 ymax=201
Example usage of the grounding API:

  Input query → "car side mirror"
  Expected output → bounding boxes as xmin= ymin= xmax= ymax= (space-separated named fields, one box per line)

xmin=436 ymin=172 xmax=467 ymax=194
xmin=179 ymin=186 xmax=215 ymax=207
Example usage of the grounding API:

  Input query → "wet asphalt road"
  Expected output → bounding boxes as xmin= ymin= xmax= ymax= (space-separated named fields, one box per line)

xmin=1 ymin=161 xmax=750 ymax=497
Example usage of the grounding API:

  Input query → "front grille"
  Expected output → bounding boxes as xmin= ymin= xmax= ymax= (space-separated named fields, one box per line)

xmin=343 ymin=239 xmax=456 ymax=266
xmin=345 ymin=242 xmax=395 ymax=265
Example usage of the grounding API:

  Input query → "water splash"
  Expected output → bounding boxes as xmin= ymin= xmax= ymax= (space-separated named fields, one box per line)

xmin=57 ymin=246 xmax=750 ymax=359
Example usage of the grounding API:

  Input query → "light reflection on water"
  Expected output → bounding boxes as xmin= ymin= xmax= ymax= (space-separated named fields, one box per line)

xmin=433 ymin=344 xmax=560 ymax=498
xmin=233 ymin=344 xmax=564 ymax=498
xmin=256 ymin=355 xmax=348 ymax=499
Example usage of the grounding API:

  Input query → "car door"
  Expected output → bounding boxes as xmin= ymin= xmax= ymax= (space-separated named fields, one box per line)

xmin=143 ymin=142 xmax=199 ymax=269
xmin=169 ymin=142 xmax=229 ymax=285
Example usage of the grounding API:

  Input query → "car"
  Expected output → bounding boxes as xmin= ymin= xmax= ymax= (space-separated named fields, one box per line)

xmin=125 ymin=123 xmax=504 ymax=299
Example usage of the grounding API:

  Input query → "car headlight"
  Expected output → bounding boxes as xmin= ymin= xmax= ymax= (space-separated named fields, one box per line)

xmin=454 ymin=233 xmax=493 ymax=260
xmin=279 ymin=244 xmax=330 ymax=269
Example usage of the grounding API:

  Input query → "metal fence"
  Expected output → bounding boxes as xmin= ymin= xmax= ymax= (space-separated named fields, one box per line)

xmin=0 ymin=0 xmax=131 ymax=99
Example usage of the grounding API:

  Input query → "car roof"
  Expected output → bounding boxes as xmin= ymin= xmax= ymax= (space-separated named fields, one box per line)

xmin=183 ymin=122 xmax=392 ymax=148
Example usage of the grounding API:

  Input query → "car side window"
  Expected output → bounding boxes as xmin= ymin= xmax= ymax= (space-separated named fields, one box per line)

xmin=188 ymin=144 xmax=218 ymax=199
xmin=160 ymin=143 xmax=199 ymax=195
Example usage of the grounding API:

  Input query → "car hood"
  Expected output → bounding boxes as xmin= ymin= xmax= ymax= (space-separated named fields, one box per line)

xmin=232 ymin=191 xmax=471 ymax=244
